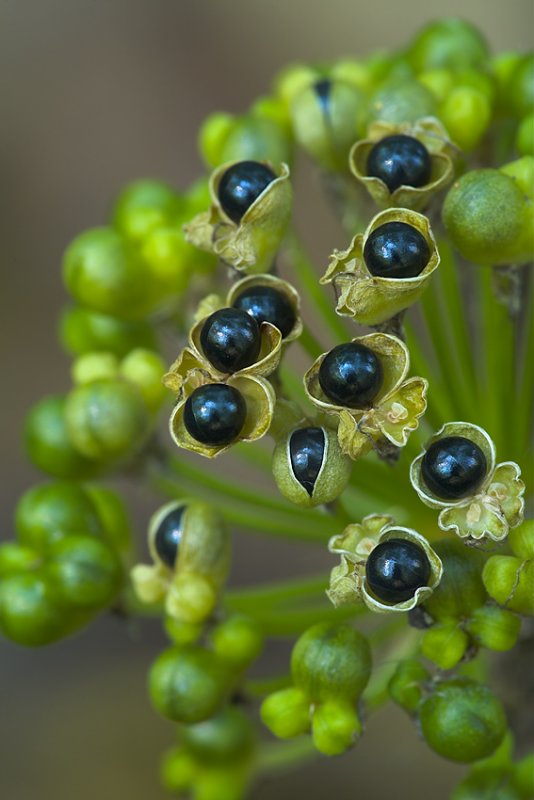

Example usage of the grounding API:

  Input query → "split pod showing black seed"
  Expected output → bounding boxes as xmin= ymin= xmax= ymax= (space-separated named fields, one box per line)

xmin=272 ymin=425 xmax=352 ymax=507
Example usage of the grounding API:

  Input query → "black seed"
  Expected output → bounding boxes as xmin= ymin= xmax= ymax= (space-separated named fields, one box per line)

xmin=183 ymin=384 xmax=246 ymax=446
xmin=217 ymin=160 xmax=276 ymax=224
xmin=200 ymin=308 xmax=261 ymax=373
xmin=318 ymin=342 xmax=383 ymax=408
xmin=289 ymin=427 xmax=325 ymax=496
xmin=154 ymin=505 xmax=185 ymax=568
xmin=366 ymin=538 xmax=431 ymax=604
xmin=232 ymin=285 xmax=296 ymax=338
xmin=313 ymin=78 xmax=332 ymax=115
xmin=364 ymin=221 xmax=430 ymax=279
xmin=366 ymin=134 xmax=432 ymax=193
xmin=421 ymin=436 xmax=487 ymax=500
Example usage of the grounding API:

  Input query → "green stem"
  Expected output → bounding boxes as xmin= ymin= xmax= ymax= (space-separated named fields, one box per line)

xmin=256 ymin=737 xmax=316 ymax=775
xmin=242 ymin=602 xmax=364 ymax=637
xmin=363 ymin=626 xmax=420 ymax=714
xmin=225 ymin=574 xmax=329 ymax=610
xmin=404 ymin=314 xmax=455 ymax=426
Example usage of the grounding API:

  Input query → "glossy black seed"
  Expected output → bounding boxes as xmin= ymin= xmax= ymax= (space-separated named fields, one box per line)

xmin=314 ymin=78 xmax=332 ymax=114
xmin=183 ymin=384 xmax=246 ymax=446
xmin=217 ymin=160 xmax=277 ymax=224
xmin=232 ymin=285 xmax=296 ymax=338
xmin=200 ymin=308 xmax=261 ymax=373
xmin=364 ymin=221 xmax=430 ymax=279
xmin=318 ymin=343 xmax=383 ymax=408
xmin=366 ymin=134 xmax=432 ymax=193
xmin=366 ymin=538 xmax=431 ymax=604
xmin=421 ymin=436 xmax=487 ymax=500
xmin=154 ymin=505 xmax=185 ymax=568
xmin=289 ymin=427 xmax=325 ymax=496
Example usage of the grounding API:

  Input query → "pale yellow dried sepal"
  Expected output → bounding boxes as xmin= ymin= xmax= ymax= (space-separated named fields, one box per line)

xmin=162 ymin=349 xmax=209 ymax=397
xmin=337 ymin=410 xmax=374 ymax=460
xmin=489 ymin=462 xmax=525 ymax=529
xmin=328 ymin=514 xmax=394 ymax=559
xmin=326 ymin=556 xmax=363 ymax=607
xmin=227 ymin=272 xmax=303 ymax=343
xmin=374 ymin=377 xmax=428 ymax=447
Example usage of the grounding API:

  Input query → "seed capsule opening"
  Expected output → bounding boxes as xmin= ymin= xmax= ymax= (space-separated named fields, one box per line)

xmin=183 ymin=384 xmax=247 ymax=446
xmin=233 ymin=285 xmax=296 ymax=338
xmin=199 ymin=308 xmax=261 ymax=373
xmin=366 ymin=134 xmax=432 ymax=193
xmin=363 ymin=221 xmax=430 ymax=279
xmin=217 ymin=161 xmax=277 ymax=224
xmin=289 ymin=427 xmax=325 ymax=496
xmin=154 ymin=505 xmax=185 ymax=568
xmin=318 ymin=343 xmax=383 ymax=408
xmin=421 ymin=435 xmax=487 ymax=500
xmin=365 ymin=537 xmax=431 ymax=604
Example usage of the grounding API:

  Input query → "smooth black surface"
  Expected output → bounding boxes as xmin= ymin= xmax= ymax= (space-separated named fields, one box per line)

xmin=154 ymin=505 xmax=185 ymax=568
xmin=363 ymin=221 xmax=430 ymax=279
xmin=318 ymin=342 xmax=383 ymax=408
xmin=366 ymin=538 xmax=431 ymax=604
xmin=289 ymin=427 xmax=325 ymax=495
xmin=421 ymin=435 xmax=487 ymax=500
xmin=232 ymin=285 xmax=296 ymax=338
xmin=217 ymin=160 xmax=276 ymax=224
xmin=183 ymin=384 xmax=246 ymax=446
xmin=366 ymin=134 xmax=432 ymax=193
xmin=200 ymin=308 xmax=261 ymax=373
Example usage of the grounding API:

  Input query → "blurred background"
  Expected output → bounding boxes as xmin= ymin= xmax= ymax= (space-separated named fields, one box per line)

xmin=1 ymin=1 xmax=532 ymax=798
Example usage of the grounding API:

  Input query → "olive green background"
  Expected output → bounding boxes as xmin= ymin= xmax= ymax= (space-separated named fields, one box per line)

xmin=1 ymin=1 xmax=532 ymax=798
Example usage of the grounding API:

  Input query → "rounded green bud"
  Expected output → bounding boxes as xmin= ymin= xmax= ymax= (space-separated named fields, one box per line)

xmin=291 ymin=622 xmax=371 ymax=702
xmin=506 ymin=53 xmax=534 ymax=119
xmin=63 ymin=227 xmax=160 ymax=320
xmin=195 ymin=769 xmax=248 ymax=800
xmin=160 ymin=748 xmax=196 ymax=794
xmin=182 ymin=706 xmax=255 ymax=765
xmin=71 ymin=352 xmax=119 ymax=385
xmin=466 ymin=605 xmax=521 ymax=652
xmin=516 ymin=112 xmax=534 ymax=156
xmin=84 ymin=485 xmax=132 ymax=557
xmin=423 ymin=539 xmax=487 ymax=622
xmin=439 ymin=87 xmax=491 ymax=151
xmin=199 ymin=112 xmax=236 ymax=168
xmin=492 ymin=52 xmax=523 ymax=93
xmin=453 ymin=769 xmax=521 ymax=800
xmin=59 ymin=305 xmax=157 ymax=358
xmin=148 ymin=645 xmax=232 ymax=724
xmin=420 ymin=622 xmax=469 ymax=670
xmin=15 ymin=481 xmax=103 ymax=553
xmin=272 ymin=425 xmax=352 ymax=508
xmin=274 ymin=63 xmax=318 ymax=107
xmin=443 ymin=168 xmax=534 ymax=266
xmin=311 ymin=699 xmax=361 ymax=756
xmin=0 ymin=573 xmax=75 ymax=646
xmin=44 ymin=535 xmax=122 ymax=610
xmin=508 ymin=519 xmax=534 ymax=559
xmin=482 ymin=555 xmax=534 ymax=615
xmin=65 ymin=378 xmax=150 ymax=462
xmin=119 ymin=348 xmax=167 ymax=413
xmin=24 ymin=395 xmax=99 ymax=479
xmin=0 ymin=542 xmax=39 ymax=577
xmin=418 ymin=68 xmax=454 ymax=102
xmin=250 ymin=95 xmax=292 ymax=132
xmin=388 ymin=658 xmax=430 ymax=713
xmin=500 ymin=156 xmax=534 ymax=198
xmin=407 ymin=18 xmax=490 ymax=73
xmin=164 ymin=616 xmax=203 ymax=645
xmin=367 ymin=79 xmax=437 ymax=127
xmin=260 ymin=687 xmax=310 ymax=739
xmin=113 ymin=179 xmax=182 ymax=242
xmin=211 ymin=615 xmax=264 ymax=668
xmin=515 ymin=753 xmax=534 ymax=797
xmin=419 ymin=678 xmax=507 ymax=763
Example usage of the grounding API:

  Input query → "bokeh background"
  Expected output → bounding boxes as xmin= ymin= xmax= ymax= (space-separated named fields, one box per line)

xmin=1 ymin=2 xmax=532 ymax=798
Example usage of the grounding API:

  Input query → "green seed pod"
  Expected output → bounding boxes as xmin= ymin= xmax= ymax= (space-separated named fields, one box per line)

xmin=423 ymin=538 xmax=487 ymax=622
xmin=442 ymin=168 xmax=534 ymax=266
xmin=200 ymin=111 xmax=292 ymax=169
xmin=406 ymin=18 xmax=490 ymax=73
xmin=439 ymin=87 xmax=491 ymax=151
xmin=199 ymin=112 xmax=236 ymax=167
xmin=0 ymin=542 xmax=39 ymax=577
xmin=466 ymin=605 xmax=521 ymax=652
xmin=418 ymin=678 xmax=507 ymax=763
xmin=44 ymin=535 xmax=122 ymax=610
xmin=272 ymin=425 xmax=352 ymax=507
xmin=65 ymin=378 xmax=151 ymax=462
xmin=181 ymin=706 xmax=256 ymax=765
xmin=58 ymin=305 xmax=157 ymax=358
xmin=113 ymin=179 xmax=183 ymax=243
xmin=516 ymin=112 xmax=534 ymax=156
xmin=148 ymin=645 xmax=232 ymax=724
xmin=71 ymin=352 xmax=120 ymax=385
xmin=291 ymin=622 xmax=371 ymax=703
xmin=515 ymin=753 xmax=534 ymax=797
xmin=505 ymin=53 xmax=534 ymax=119
xmin=160 ymin=748 xmax=196 ymax=794
xmin=482 ymin=555 xmax=534 ymax=615
xmin=388 ymin=658 xmax=430 ymax=714
xmin=420 ymin=622 xmax=470 ymax=670
xmin=84 ymin=485 xmax=132 ymax=557
xmin=260 ymin=687 xmax=310 ymax=739
xmin=211 ymin=615 xmax=264 ymax=668
xmin=311 ymin=699 xmax=362 ymax=756
xmin=24 ymin=395 xmax=100 ymax=479
xmin=508 ymin=519 xmax=534 ymax=559
xmin=164 ymin=616 xmax=203 ymax=645
xmin=119 ymin=348 xmax=167 ymax=413
xmin=367 ymin=79 xmax=437 ymax=127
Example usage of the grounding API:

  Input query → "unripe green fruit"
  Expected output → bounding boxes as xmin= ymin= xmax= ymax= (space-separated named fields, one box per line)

xmin=407 ymin=18 xmax=490 ymax=73
xmin=71 ymin=352 xmax=119 ymax=385
xmin=439 ymin=87 xmax=491 ymax=151
xmin=420 ymin=622 xmax=469 ymax=669
xmin=467 ymin=605 xmax=521 ymax=651
xmin=149 ymin=645 xmax=232 ymax=724
xmin=59 ymin=306 xmax=157 ymax=358
xmin=388 ymin=658 xmax=430 ymax=713
xmin=0 ymin=573 xmax=79 ymax=646
xmin=260 ymin=687 xmax=310 ymax=739
xmin=84 ymin=485 xmax=132 ymax=557
xmin=211 ymin=615 xmax=264 ymax=668
xmin=291 ymin=622 xmax=371 ymax=702
xmin=160 ymin=748 xmax=196 ymax=793
xmin=0 ymin=543 xmax=39 ymax=577
xmin=44 ymin=535 xmax=122 ymax=610
xmin=65 ymin=379 xmax=150 ymax=462
xmin=516 ymin=113 xmax=534 ymax=156
xmin=140 ymin=227 xmax=191 ymax=292
xmin=423 ymin=539 xmax=487 ymax=622
xmin=311 ymin=699 xmax=361 ymax=756
xmin=113 ymin=179 xmax=182 ymax=242
xmin=452 ymin=770 xmax=522 ymax=800
xmin=508 ymin=520 xmax=534 ymax=560
xmin=24 ymin=395 xmax=99 ymax=479
xmin=506 ymin=53 xmax=534 ymax=119
xmin=181 ymin=707 xmax=255 ymax=765
xmin=119 ymin=349 xmax=167 ymax=413
xmin=419 ymin=678 xmax=507 ymax=763
xmin=367 ymin=79 xmax=436 ymax=126
xmin=164 ymin=617 xmax=203 ymax=645
xmin=482 ymin=555 xmax=534 ymax=615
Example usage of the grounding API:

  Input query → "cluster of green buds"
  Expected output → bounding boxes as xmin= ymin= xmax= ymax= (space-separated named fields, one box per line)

xmin=4 ymin=15 xmax=534 ymax=800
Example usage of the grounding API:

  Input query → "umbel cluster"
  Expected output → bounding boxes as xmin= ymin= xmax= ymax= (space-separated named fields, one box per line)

xmin=2 ymin=17 xmax=534 ymax=800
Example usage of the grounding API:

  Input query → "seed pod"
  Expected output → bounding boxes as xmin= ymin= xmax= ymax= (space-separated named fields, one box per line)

xmin=420 ymin=621 xmax=469 ymax=669
xmin=423 ymin=538 xmax=487 ymax=622
xmin=482 ymin=555 xmax=534 ymax=616
xmin=311 ymin=699 xmax=362 ymax=756
xmin=466 ymin=606 xmax=521 ymax=652
xmin=406 ymin=18 xmax=490 ymax=73
xmin=260 ymin=687 xmax=310 ymax=739
xmin=210 ymin=615 xmax=264 ymax=668
xmin=199 ymin=110 xmax=292 ymax=169
xmin=119 ymin=348 xmax=167 ymax=413
xmin=181 ymin=706 xmax=256 ymax=765
xmin=59 ymin=305 xmax=157 ymax=358
xmin=388 ymin=658 xmax=430 ymax=714
xmin=113 ymin=179 xmax=182 ymax=243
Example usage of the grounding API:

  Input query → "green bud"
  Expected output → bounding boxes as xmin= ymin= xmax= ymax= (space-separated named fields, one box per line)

xmin=466 ymin=605 xmax=521 ymax=652
xmin=113 ymin=179 xmax=182 ymax=242
xmin=0 ymin=542 xmax=39 ymax=577
xmin=160 ymin=748 xmax=196 ymax=794
xmin=439 ymin=87 xmax=491 ymax=151
xmin=250 ymin=95 xmax=292 ymax=132
xmin=388 ymin=658 xmax=430 ymax=714
xmin=272 ymin=425 xmax=352 ymax=507
xmin=59 ymin=305 xmax=157 ymax=358
xmin=202 ymin=111 xmax=292 ymax=169
xmin=418 ymin=68 xmax=454 ymax=102
xmin=500 ymin=155 xmax=534 ymax=198
xmin=508 ymin=519 xmax=534 ymax=559
xmin=211 ymin=615 xmax=264 ymax=668
xmin=164 ymin=616 xmax=203 ymax=645
xmin=311 ymin=699 xmax=361 ymax=756
xmin=505 ymin=53 xmax=534 ymax=119
xmin=119 ymin=348 xmax=167 ymax=413
xmin=181 ymin=707 xmax=255 ymax=765
xmin=407 ymin=18 xmax=490 ymax=73
xmin=199 ymin=112 xmax=236 ymax=167
xmin=65 ymin=378 xmax=150 ymax=462
xmin=71 ymin=352 xmax=119 ymax=385
xmin=420 ymin=622 xmax=469 ymax=670
xmin=273 ymin=63 xmax=318 ymax=107
xmin=84 ymin=485 xmax=132 ymax=557
xmin=453 ymin=770 xmax=521 ymax=800
xmin=24 ymin=395 xmax=99 ymax=479
xmin=291 ymin=622 xmax=371 ymax=702
xmin=423 ymin=539 xmax=487 ymax=622
xmin=44 ymin=535 xmax=122 ymax=610
xmin=515 ymin=753 xmax=534 ymax=797
xmin=367 ymin=79 xmax=437 ymax=127
xmin=419 ymin=678 xmax=507 ymax=763
xmin=195 ymin=769 xmax=249 ymax=800
xmin=0 ymin=573 xmax=77 ymax=646
xmin=148 ymin=645 xmax=232 ymax=724
xmin=516 ymin=112 xmax=534 ymax=156
xmin=482 ymin=555 xmax=534 ymax=615
xmin=442 ymin=168 xmax=534 ymax=266
xmin=260 ymin=687 xmax=310 ymax=739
